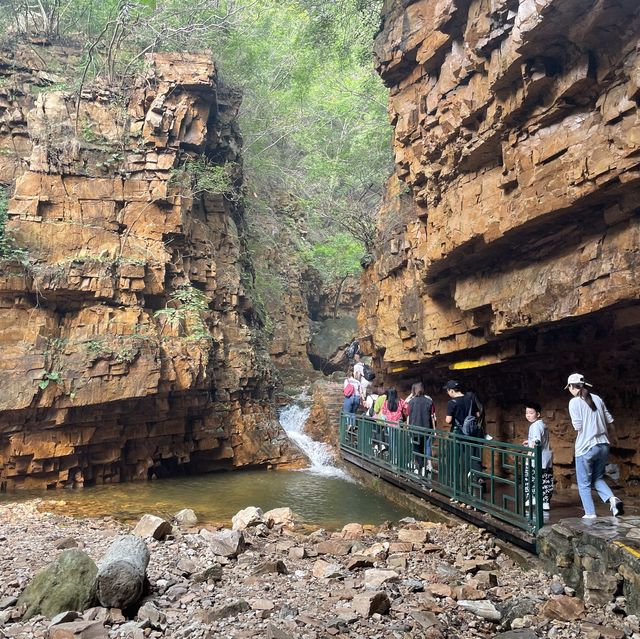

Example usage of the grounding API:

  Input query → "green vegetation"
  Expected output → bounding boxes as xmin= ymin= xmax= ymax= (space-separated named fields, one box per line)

xmin=38 ymin=371 xmax=61 ymax=390
xmin=0 ymin=186 xmax=28 ymax=263
xmin=154 ymin=285 xmax=212 ymax=341
xmin=302 ymin=233 xmax=362 ymax=285
xmin=169 ymin=159 xmax=238 ymax=200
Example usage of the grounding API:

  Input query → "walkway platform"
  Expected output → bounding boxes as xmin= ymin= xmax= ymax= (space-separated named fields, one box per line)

xmin=339 ymin=413 xmax=640 ymax=561
xmin=342 ymin=448 xmax=540 ymax=552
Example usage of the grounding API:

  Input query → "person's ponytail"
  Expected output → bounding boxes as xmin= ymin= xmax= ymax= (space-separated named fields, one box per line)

xmin=579 ymin=386 xmax=597 ymax=411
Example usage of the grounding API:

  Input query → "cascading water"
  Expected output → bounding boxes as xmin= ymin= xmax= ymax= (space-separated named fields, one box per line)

xmin=279 ymin=396 xmax=350 ymax=480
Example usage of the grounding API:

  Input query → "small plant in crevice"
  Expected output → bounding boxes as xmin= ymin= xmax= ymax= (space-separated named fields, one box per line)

xmin=154 ymin=284 xmax=213 ymax=342
xmin=39 ymin=371 xmax=61 ymax=390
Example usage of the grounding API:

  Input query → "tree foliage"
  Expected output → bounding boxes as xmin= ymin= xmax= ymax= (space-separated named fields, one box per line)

xmin=301 ymin=233 xmax=362 ymax=284
xmin=0 ymin=0 xmax=392 ymax=316
xmin=217 ymin=0 xmax=391 ymax=252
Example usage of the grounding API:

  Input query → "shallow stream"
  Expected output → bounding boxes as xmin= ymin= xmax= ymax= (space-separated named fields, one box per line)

xmin=0 ymin=398 xmax=410 ymax=529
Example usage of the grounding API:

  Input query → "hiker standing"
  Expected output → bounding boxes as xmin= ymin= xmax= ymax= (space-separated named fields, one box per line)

xmin=407 ymin=382 xmax=436 ymax=476
xmin=565 ymin=373 xmax=623 ymax=519
xmin=381 ymin=388 xmax=405 ymax=465
xmin=370 ymin=385 xmax=387 ymax=454
xmin=344 ymin=371 xmax=361 ymax=404
xmin=342 ymin=378 xmax=359 ymax=433
xmin=444 ymin=380 xmax=483 ymax=488
xmin=444 ymin=380 xmax=481 ymax=435
xmin=357 ymin=357 xmax=376 ymax=400
xmin=523 ymin=401 xmax=554 ymax=511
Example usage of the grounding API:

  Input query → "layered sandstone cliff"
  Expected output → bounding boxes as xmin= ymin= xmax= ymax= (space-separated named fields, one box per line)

xmin=364 ymin=0 xmax=640 ymax=484
xmin=0 ymin=45 xmax=302 ymax=490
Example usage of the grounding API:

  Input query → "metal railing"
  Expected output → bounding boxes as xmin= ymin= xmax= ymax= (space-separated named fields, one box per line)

xmin=340 ymin=413 xmax=544 ymax=533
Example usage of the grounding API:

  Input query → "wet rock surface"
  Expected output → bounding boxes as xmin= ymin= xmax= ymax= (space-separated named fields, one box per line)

xmin=1 ymin=501 xmax=637 ymax=639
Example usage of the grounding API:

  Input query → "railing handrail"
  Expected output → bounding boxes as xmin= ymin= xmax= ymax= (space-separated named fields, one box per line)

xmin=345 ymin=413 xmax=539 ymax=452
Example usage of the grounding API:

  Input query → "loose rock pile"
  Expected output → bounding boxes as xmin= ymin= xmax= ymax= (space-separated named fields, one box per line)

xmin=0 ymin=500 xmax=637 ymax=639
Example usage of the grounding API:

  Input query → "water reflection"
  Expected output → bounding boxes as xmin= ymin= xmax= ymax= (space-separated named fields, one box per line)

xmin=0 ymin=469 xmax=410 ymax=529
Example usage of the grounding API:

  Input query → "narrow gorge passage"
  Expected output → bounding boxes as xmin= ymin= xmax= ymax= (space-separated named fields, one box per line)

xmin=0 ymin=0 xmax=639 ymax=638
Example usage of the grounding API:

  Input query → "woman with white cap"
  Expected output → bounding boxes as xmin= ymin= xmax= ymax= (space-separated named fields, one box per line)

xmin=565 ymin=373 xmax=623 ymax=519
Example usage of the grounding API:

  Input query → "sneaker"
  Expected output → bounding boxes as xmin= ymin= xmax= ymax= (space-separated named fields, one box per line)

xmin=426 ymin=461 xmax=433 ymax=473
xmin=542 ymin=502 xmax=550 ymax=511
xmin=610 ymin=497 xmax=624 ymax=517
xmin=413 ymin=468 xmax=420 ymax=475
xmin=420 ymin=467 xmax=426 ymax=477
xmin=582 ymin=514 xmax=597 ymax=520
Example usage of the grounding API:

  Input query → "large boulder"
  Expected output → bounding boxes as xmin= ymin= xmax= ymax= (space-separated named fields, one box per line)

xmin=200 ymin=529 xmax=245 ymax=558
xmin=232 ymin=507 xmax=265 ymax=531
xmin=132 ymin=514 xmax=172 ymax=540
xmin=95 ymin=535 xmax=150 ymax=610
xmin=263 ymin=507 xmax=295 ymax=528
xmin=174 ymin=509 xmax=198 ymax=528
xmin=307 ymin=316 xmax=358 ymax=372
xmin=18 ymin=549 xmax=97 ymax=619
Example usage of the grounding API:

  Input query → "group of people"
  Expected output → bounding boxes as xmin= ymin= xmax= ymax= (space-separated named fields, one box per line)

xmin=343 ymin=353 xmax=624 ymax=520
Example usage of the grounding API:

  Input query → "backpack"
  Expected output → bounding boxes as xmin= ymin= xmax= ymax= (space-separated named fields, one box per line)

xmin=345 ymin=340 xmax=359 ymax=360
xmin=366 ymin=394 xmax=379 ymax=417
xmin=460 ymin=394 xmax=482 ymax=437
xmin=344 ymin=383 xmax=355 ymax=398
xmin=362 ymin=364 xmax=376 ymax=382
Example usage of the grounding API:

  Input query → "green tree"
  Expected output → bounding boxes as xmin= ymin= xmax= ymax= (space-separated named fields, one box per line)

xmin=302 ymin=233 xmax=362 ymax=317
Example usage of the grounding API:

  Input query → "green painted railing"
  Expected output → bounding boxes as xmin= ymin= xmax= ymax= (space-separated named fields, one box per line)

xmin=339 ymin=413 xmax=544 ymax=533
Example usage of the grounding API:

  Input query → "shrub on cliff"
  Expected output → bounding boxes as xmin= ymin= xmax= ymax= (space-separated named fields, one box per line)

xmin=0 ymin=186 xmax=27 ymax=263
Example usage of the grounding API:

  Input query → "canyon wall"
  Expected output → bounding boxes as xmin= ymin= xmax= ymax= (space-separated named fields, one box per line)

xmin=364 ymin=0 xmax=640 ymax=486
xmin=0 ymin=45 xmax=303 ymax=490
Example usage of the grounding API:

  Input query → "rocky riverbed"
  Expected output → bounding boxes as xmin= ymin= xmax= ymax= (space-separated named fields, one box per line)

xmin=0 ymin=501 xmax=637 ymax=639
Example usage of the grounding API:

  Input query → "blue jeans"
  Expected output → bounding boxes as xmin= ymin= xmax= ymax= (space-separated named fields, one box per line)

xmin=575 ymin=444 xmax=614 ymax=515
xmin=412 ymin=434 xmax=432 ymax=470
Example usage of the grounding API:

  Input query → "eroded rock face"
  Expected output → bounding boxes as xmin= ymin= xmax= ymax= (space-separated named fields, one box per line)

xmin=364 ymin=1 xmax=640 ymax=482
xmin=0 ymin=47 xmax=302 ymax=490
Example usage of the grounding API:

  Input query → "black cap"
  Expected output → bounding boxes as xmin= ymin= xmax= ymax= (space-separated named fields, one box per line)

xmin=443 ymin=380 xmax=461 ymax=391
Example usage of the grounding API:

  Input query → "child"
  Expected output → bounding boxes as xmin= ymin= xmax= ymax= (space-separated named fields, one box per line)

xmin=523 ymin=401 xmax=554 ymax=510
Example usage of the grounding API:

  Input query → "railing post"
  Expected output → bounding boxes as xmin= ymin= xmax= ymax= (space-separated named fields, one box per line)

xmin=534 ymin=442 xmax=543 ymax=531
xmin=452 ymin=430 xmax=459 ymax=499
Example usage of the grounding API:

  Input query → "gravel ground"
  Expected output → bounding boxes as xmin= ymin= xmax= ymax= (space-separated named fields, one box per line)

xmin=0 ymin=500 xmax=638 ymax=639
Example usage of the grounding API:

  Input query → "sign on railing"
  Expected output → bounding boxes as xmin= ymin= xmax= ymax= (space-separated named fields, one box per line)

xmin=339 ymin=413 xmax=544 ymax=533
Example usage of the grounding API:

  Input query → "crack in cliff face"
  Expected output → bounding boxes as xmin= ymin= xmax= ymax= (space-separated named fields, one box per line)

xmin=0 ymin=47 xmax=304 ymax=490
xmin=363 ymin=0 xmax=640 ymax=485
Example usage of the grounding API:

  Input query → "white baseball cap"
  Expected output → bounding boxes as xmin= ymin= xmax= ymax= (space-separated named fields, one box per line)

xmin=565 ymin=373 xmax=592 ymax=389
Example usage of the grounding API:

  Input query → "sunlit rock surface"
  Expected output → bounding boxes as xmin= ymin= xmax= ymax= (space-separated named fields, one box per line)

xmin=0 ymin=48 xmax=302 ymax=489
xmin=364 ymin=0 xmax=640 ymax=484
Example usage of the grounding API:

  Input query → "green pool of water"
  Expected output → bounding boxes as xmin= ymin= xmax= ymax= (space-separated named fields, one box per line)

xmin=0 ymin=469 xmax=412 ymax=529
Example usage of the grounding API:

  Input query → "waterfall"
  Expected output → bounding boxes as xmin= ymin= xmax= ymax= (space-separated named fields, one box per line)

xmin=279 ymin=397 xmax=350 ymax=480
